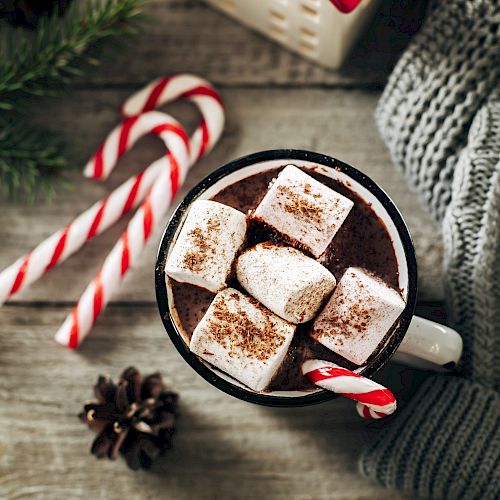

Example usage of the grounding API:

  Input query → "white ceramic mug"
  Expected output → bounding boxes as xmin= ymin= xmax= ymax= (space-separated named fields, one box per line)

xmin=155 ymin=150 xmax=463 ymax=406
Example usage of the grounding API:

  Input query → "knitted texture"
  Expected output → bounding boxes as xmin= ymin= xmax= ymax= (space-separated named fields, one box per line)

xmin=359 ymin=1 xmax=500 ymax=498
xmin=359 ymin=376 xmax=500 ymax=500
xmin=376 ymin=0 xmax=499 ymax=223
xmin=443 ymin=91 xmax=500 ymax=389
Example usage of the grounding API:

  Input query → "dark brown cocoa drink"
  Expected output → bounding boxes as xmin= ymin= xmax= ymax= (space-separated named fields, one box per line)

xmin=170 ymin=166 xmax=399 ymax=391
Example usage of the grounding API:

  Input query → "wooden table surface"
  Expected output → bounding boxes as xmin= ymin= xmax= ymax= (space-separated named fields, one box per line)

xmin=0 ymin=1 xmax=439 ymax=498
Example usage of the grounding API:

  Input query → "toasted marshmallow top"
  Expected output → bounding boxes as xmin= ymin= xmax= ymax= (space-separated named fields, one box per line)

xmin=236 ymin=243 xmax=336 ymax=323
xmin=190 ymin=288 xmax=296 ymax=392
xmin=311 ymin=267 xmax=406 ymax=365
xmin=165 ymin=200 xmax=247 ymax=292
xmin=253 ymin=165 xmax=353 ymax=257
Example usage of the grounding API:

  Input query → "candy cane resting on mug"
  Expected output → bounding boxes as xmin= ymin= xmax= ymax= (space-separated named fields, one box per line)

xmin=302 ymin=359 xmax=397 ymax=419
xmin=0 ymin=74 xmax=225 ymax=349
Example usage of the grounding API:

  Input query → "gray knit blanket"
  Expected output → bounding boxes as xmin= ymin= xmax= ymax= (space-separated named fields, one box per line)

xmin=358 ymin=1 xmax=500 ymax=498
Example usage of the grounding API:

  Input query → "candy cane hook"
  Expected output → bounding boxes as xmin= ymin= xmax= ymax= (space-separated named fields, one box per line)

xmin=55 ymin=114 xmax=190 ymax=348
xmin=0 ymin=111 xmax=178 ymax=306
xmin=302 ymin=360 xmax=397 ymax=419
xmin=55 ymin=75 xmax=225 ymax=348
xmin=0 ymin=74 xmax=225 ymax=350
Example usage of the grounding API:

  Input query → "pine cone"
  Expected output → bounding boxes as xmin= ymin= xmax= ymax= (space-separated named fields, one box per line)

xmin=79 ymin=367 xmax=178 ymax=470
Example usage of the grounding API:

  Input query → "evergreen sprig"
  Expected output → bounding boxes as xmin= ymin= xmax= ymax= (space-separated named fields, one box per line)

xmin=0 ymin=116 xmax=68 ymax=202
xmin=0 ymin=0 xmax=144 ymax=110
xmin=0 ymin=0 xmax=145 ymax=201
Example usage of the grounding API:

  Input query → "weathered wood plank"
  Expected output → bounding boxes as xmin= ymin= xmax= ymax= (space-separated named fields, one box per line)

xmin=80 ymin=0 xmax=424 ymax=88
xmin=0 ymin=306 xmax=408 ymax=499
xmin=0 ymin=88 xmax=443 ymax=304
xmin=0 ymin=3 xmax=433 ymax=499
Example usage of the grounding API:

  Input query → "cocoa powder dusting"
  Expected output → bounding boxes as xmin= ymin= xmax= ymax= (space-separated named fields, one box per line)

xmin=207 ymin=297 xmax=286 ymax=362
xmin=182 ymin=252 xmax=204 ymax=272
xmin=182 ymin=219 xmax=220 ymax=272
xmin=317 ymin=302 xmax=377 ymax=341
xmin=277 ymin=184 xmax=324 ymax=226
xmin=172 ymin=166 xmax=401 ymax=391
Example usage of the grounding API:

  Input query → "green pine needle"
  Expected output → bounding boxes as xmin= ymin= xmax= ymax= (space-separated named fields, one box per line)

xmin=0 ymin=0 xmax=145 ymax=201
xmin=0 ymin=0 xmax=145 ymax=110
xmin=0 ymin=117 xmax=70 ymax=202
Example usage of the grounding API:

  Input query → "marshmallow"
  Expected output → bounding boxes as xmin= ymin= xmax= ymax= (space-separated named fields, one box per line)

xmin=190 ymin=288 xmax=295 ymax=392
xmin=165 ymin=200 xmax=247 ymax=292
xmin=236 ymin=243 xmax=337 ymax=323
xmin=252 ymin=165 xmax=353 ymax=257
xmin=311 ymin=267 xmax=406 ymax=365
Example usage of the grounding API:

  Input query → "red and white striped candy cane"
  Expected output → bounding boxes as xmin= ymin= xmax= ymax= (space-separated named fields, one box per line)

xmin=302 ymin=359 xmax=397 ymax=419
xmin=120 ymin=74 xmax=224 ymax=164
xmin=0 ymin=112 xmax=180 ymax=306
xmin=88 ymin=74 xmax=224 ymax=179
xmin=0 ymin=75 xmax=224 ymax=307
xmin=54 ymin=75 xmax=224 ymax=349
xmin=55 ymin=116 xmax=190 ymax=348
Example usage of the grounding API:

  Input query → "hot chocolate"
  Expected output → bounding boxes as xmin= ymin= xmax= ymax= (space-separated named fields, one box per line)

xmin=167 ymin=165 xmax=402 ymax=392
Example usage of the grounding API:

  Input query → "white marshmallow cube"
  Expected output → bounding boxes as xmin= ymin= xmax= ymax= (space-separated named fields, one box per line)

xmin=236 ymin=243 xmax=337 ymax=323
xmin=311 ymin=267 xmax=406 ymax=365
xmin=165 ymin=200 xmax=247 ymax=292
xmin=253 ymin=165 xmax=354 ymax=257
xmin=190 ymin=288 xmax=296 ymax=392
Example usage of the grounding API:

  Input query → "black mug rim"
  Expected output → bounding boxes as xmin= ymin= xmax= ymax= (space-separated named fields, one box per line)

xmin=155 ymin=149 xmax=418 ymax=407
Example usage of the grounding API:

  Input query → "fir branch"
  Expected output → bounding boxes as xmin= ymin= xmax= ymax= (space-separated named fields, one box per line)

xmin=0 ymin=0 xmax=145 ymax=200
xmin=0 ymin=0 xmax=145 ymax=110
xmin=0 ymin=116 xmax=70 ymax=202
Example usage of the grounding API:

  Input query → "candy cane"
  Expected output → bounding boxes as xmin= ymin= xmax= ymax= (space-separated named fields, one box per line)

xmin=0 ymin=112 xmax=179 ymax=305
xmin=54 ymin=76 xmax=225 ymax=348
xmin=55 ymin=117 xmax=189 ymax=348
xmin=0 ymin=75 xmax=224 ymax=307
xmin=120 ymin=74 xmax=224 ymax=164
xmin=302 ymin=359 xmax=397 ymax=419
xmin=0 ymin=74 xmax=224 ymax=349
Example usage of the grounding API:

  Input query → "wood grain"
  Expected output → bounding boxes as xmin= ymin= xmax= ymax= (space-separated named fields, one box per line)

xmin=79 ymin=0 xmax=423 ymax=89
xmin=0 ymin=2 xmax=435 ymax=498
xmin=0 ymin=88 xmax=443 ymax=305
xmin=0 ymin=306 xmax=409 ymax=499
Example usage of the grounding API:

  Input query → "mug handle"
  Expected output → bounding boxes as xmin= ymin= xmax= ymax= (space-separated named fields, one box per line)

xmin=391 ymin=316 xmax=463 ymax=372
